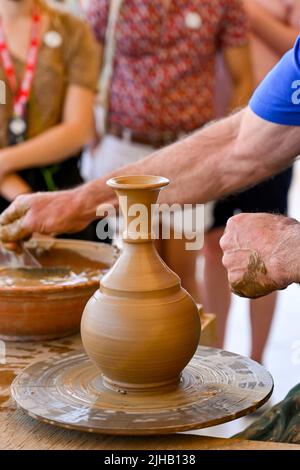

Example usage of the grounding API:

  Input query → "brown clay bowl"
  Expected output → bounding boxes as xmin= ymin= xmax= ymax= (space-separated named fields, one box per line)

xmin=0 ymin=238 xmax=117 ymax=341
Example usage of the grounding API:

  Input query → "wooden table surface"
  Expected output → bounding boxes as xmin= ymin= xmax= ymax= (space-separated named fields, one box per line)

xmin=0 ymin=317 xmax=299 ymax=450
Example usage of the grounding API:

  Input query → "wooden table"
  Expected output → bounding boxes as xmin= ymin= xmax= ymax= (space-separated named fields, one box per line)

xmin=0 ymin=315 xmax=299 ymax=450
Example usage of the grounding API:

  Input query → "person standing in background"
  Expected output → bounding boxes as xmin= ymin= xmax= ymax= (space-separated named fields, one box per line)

xmin=84 ymin=0 xmax=253 ymax=300
xmin=0 ymin=0 xmax=101 ymax=240
xmin=204 ymin=0 xmax=300 ymax=363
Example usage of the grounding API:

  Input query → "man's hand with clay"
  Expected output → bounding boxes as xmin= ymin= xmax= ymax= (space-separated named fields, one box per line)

xmin=220 ymin=213 xmax=300 ymax=298
xmin=0 ymin=190 xmax=94 ymax=242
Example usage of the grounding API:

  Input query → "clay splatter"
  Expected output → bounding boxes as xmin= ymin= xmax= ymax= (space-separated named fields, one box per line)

xmin=231 ymin=251 xmax=278 ymax=299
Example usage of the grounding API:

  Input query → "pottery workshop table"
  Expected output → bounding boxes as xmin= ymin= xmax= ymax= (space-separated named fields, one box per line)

xmin=0 ymin=318 xmax=299 ymax=451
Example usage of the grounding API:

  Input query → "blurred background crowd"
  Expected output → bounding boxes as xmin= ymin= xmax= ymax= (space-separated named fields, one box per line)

xmin=1 ymin=0 xmax=300 ymax=432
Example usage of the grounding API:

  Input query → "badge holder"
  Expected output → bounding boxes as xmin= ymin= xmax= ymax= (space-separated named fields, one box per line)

xmin=7 ymin=116 xmax=27 ymax=146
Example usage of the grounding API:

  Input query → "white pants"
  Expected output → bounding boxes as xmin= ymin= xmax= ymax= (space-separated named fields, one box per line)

xmin=81 ymin=135 xmax=154 ymax=181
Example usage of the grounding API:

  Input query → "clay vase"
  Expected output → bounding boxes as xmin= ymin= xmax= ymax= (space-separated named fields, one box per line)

xmin=81 ymin=175 xmax=201 ymax=391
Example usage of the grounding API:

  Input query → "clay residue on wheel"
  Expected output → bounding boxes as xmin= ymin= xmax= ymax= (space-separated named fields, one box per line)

xmin=231 ymin=251 xmax=278 ymax=299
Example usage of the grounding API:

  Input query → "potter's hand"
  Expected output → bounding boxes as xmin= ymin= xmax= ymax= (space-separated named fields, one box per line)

xmin=0 ymin=189 xmax=93 ymax=242
xmin=220 ymin=213 xmax=300 ymax=299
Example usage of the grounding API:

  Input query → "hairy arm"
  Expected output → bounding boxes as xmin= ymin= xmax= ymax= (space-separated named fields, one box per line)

xmin=82 ymin=106 xmax=297 ymax=209
xmin=1 ymin=106 xmax=299 ymax=241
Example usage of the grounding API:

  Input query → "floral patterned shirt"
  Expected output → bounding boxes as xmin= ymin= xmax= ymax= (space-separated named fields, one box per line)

xmin=87 ymin=0 xmax=248 ymax=133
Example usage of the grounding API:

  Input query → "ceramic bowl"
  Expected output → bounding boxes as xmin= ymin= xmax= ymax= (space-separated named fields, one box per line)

xmin=0 ymin=238 xmax=117 ymax=341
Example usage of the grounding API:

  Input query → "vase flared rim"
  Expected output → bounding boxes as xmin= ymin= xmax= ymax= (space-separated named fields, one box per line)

xmin=107 ymin=175 xmax=169 ymax=190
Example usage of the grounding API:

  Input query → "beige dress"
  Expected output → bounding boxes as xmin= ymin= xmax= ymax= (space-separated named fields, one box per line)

xmin=0 ymin=1 xmax=101 ymax=240
xmin=0 ymin=1 xmax=101 ymax=149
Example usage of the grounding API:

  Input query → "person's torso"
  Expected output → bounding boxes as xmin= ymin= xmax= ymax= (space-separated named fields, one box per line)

xmin=0 ymin=5 xmax=81 ymax=148
xmin=95 ymin=0 xmax=246 ymax=132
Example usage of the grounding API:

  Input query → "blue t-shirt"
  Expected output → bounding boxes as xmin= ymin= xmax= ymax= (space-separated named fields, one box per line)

xmin=250 ymin=35 xmax=300 ymax=126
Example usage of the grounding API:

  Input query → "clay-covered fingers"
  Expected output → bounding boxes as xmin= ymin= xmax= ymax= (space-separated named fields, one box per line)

xmin=0 ymin=195 xmax=30 ymax=226
xmin=0 ymin=190 xmax=89 ymax=243
xmin=0 ymin=217 xmax=31 ymax=243
xmin=0 ymin=195 xmax=32 ymax=243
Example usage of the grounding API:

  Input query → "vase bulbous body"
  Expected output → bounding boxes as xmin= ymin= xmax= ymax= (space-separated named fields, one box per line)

xmin=81 ymin=176 xmax=201 ymax=391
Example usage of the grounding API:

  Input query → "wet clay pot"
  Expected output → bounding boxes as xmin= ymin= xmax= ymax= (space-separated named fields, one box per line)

xmin=0 ymin=239 xmax=117 ymax=341
xmin=81 ymin=176 xmax=201 ymax=391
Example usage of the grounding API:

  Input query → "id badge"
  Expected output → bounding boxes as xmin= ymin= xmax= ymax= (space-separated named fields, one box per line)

xmin=7 ymin=117 xmax=28 ymax=146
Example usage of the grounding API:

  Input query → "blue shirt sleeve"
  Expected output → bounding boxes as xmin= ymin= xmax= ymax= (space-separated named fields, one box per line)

xmin=249 ymin=35 xmax=300 ymax=126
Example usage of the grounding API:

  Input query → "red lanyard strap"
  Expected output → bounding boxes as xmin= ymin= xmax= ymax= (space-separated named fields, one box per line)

xmin=0 ymin=11 xmax=41 ymax=118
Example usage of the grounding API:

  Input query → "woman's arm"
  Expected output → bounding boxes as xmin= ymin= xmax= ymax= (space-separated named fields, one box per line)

xmin=222 ymin=44 xmax=254 ymax=111
xmin=0 ymin=85 xmax=95 ymax=179
xmin=244 ymin=0 xmax=299 ymax=55
xmin=0 ymin=174 xmax=32 ymax=201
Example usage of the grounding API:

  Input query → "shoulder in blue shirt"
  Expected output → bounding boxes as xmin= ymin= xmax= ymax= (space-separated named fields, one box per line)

xmin=249 ymin=35 xmax=300 ymax=126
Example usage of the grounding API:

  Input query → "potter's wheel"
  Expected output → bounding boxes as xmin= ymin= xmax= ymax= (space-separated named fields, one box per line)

xmin=11 ymin=347 xmax=273 ymax=435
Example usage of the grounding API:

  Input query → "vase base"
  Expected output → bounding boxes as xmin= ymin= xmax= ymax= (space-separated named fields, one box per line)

xmin=102 ymin=375 xmax=181 ymax=394
xmin=11 ymin=347 xmax=273 ymax=436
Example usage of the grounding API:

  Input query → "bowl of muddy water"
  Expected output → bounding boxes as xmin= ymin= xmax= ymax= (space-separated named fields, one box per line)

xmin=0 ymin=238 xmax=118 ymax=341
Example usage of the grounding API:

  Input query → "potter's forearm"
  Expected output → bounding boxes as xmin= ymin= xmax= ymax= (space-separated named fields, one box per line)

xmin=0 ymin=107 xmax=299 ymax=242
xmin=0 ymin=122 xmax=92 ymax=174
xmin=77 ymin=107 xmax=299 ymax=222
xmin=74 ymin=115 xmax=240 ymax=222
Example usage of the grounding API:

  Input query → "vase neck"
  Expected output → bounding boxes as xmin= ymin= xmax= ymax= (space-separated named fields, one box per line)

xmin=117 ymin=188 xmax=160 ymax=243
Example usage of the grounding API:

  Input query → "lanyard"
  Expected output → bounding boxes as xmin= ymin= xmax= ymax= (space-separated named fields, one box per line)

xmin=0 ymin=10 xmax=41 ymax=118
